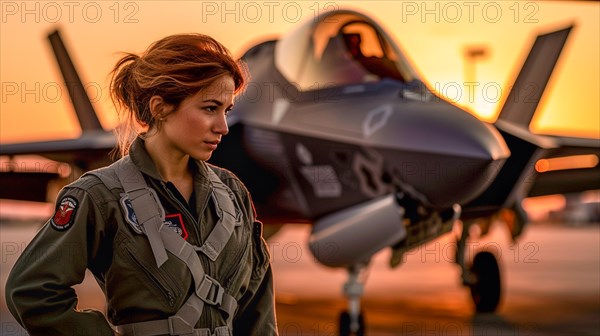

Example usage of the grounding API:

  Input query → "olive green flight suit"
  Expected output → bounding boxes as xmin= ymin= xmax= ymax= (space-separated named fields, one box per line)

xmin=5 ymin=137 xmax=278 ymax=336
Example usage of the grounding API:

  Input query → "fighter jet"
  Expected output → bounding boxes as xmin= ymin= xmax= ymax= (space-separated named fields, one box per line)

xmin=1 ymin=9 xmax=599 ymax=336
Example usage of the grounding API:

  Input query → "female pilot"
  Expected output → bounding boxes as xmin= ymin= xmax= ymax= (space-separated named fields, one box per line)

xmin=6 ymin=33 xmax=278 ymax=336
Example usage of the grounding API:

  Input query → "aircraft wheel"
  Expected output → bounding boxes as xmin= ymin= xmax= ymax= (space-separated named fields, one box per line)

xmin=469 ymin=251 xmax=501 ymax=313
xmin=339 ymin=311 xmax=365 ymax=336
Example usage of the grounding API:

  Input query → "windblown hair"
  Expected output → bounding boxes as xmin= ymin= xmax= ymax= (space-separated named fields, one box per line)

xmin=110 ymin=33 xmax=247 ymax=157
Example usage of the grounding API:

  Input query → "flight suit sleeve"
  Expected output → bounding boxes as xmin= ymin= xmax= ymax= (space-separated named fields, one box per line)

xmin=232 ymin=187 xmax=279 ymax=336
xmin=5 ymin=183 xmax=115 ymax=336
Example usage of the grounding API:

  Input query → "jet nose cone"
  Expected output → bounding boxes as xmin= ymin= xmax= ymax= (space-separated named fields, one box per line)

xmin=368 ymin=101 xmax=510 ymax=207
xmin=369 ymin=102 xmax=509 ymax=162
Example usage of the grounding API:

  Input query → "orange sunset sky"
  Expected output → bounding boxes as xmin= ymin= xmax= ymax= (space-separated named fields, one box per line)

xmin=0 ymin=0 xmax=599 ymax=143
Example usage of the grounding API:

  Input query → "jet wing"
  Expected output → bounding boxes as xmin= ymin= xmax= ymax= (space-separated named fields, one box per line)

xmin=0 ymin=132 xmax=115 ymax=168
xmin=0 ymin=132 xmax=116 ymax=202
xmin=528 ymin=135 xmax=600 ymax=197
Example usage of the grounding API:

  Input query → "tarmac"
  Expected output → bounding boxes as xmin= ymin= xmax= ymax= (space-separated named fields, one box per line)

xmin=1 ymin=220 xmax=599 ymax=335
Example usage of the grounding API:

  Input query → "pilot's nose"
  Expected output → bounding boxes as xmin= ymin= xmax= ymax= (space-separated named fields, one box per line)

xmin=214 ymin=113 xmax=229 ymax=135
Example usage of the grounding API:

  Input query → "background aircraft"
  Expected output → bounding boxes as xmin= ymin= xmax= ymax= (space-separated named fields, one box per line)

xmin=1 ymin=6 xmax=599 ymax=336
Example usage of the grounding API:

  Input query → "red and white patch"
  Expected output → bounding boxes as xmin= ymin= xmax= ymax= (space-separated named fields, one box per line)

xmin=164 ymin=213 xmax=188 ymax=240
xmin=51 ymin=196 xmax=78 ymax=231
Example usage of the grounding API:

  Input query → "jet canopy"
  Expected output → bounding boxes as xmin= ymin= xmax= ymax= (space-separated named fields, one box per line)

xmin=275 ymin=10 xmax=418 ymax=91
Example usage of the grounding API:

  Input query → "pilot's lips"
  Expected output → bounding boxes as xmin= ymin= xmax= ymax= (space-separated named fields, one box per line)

xmin=204 ymin=140 xmax=220 ymax=150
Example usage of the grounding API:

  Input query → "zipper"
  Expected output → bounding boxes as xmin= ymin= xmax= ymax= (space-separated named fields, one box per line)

xmin=123 ymin=248 xmax=176 ymax=307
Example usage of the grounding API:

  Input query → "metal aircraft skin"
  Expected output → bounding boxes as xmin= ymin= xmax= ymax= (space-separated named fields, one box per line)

xmin=1 ymin=9 xmax=599 ymax=334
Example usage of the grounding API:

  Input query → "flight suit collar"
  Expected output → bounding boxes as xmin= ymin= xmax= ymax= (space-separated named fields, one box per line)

xmin=128 ymin=136 xmax=210 ymax=183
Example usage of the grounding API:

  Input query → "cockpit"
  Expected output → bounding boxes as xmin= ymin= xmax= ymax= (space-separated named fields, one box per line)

xmin=275 ymin=10 xmax=418 ymax=91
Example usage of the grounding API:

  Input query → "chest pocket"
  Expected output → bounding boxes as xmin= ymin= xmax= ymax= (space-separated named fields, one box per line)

xmin=116 ymin=233 xmax=188 ymax=310
xmin=107 ymin=230 xmax=191 ymax=325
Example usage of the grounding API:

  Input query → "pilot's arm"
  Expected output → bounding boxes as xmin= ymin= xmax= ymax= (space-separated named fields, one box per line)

xmin=5 ymin=180 xmax=115 ymax=336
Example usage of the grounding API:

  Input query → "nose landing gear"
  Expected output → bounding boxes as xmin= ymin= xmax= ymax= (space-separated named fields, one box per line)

xmin=456 ymin=220 xmax=502 ymax=313
xmin=339 ymin=265 xmax=367 ymax=336
xmin=469 ymin=251 xmax=501 ymax=313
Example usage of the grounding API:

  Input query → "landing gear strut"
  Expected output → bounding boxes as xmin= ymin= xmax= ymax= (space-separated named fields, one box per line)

xmin=339 ymin=265 xmax=366 ymax=336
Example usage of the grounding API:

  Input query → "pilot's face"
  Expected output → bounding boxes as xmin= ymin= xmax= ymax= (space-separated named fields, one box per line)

xmin=159 ymin=75 xmax=234 ymax=161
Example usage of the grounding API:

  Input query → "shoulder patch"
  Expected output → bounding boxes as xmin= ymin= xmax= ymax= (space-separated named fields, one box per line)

xmin=120 ymin=194 xmax=143 ymax=234
xmin=51 ymin=196 xmax=79 ymax=231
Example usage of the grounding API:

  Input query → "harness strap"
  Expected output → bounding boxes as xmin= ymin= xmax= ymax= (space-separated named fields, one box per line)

xmin=116 ymin=158 xmax=170 ymax=267
xmin=82 ymin=162 xmax=122 ymax=190
xmin=197 ymin=169 xmax=240 ymax=261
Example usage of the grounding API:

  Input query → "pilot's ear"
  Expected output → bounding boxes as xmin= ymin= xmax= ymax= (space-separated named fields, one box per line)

xmin=149 ymin=95 xmax=169 ymax=122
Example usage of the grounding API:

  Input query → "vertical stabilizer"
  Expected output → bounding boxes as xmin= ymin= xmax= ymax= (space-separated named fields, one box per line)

xmin=496 ymin=26 xmax=572 ymax=128
xmin=48 ymin=30 xmax=104 ymax=132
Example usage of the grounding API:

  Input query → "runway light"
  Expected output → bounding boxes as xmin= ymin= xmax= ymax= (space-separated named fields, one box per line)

xmin=535 ymin=154 xmax=599 ymax=173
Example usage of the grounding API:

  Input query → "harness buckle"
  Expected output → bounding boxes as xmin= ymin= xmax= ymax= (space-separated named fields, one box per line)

xmin=197 ymin=274 xmax=224 ymax=306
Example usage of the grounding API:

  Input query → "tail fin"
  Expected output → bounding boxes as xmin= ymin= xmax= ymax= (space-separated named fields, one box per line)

xmin=47 ymin=30 xmax=104 ymax=133
xmin=496 ymin=26 xmax=573 ymax=128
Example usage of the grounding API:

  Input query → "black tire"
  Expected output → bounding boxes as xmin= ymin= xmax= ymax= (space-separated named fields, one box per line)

xmin=339 ymin=311 xmax=366 ymax=336
xmin=469 ymin=251 xmax=501 ymax=313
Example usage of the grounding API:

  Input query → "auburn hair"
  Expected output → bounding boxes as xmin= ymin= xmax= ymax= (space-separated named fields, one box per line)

xmin=110 ymin=33 xmax=247 ymax=157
